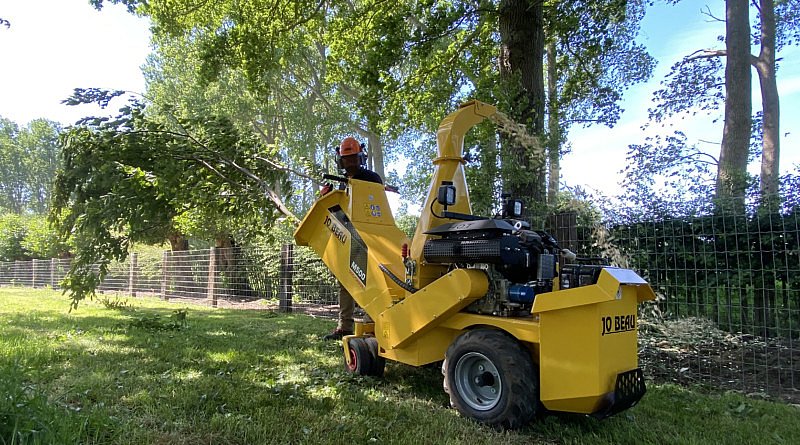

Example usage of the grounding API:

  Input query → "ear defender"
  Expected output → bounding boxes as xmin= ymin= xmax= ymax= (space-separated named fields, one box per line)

xmin=357 ymin=143 xmax=368 ymax=166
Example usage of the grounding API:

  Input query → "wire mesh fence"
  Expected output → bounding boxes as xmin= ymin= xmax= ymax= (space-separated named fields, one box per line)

xmin=545 ymin=201 xmax=800 ymax=402
xmin=1 ymin=204 xmax=798 ymax=402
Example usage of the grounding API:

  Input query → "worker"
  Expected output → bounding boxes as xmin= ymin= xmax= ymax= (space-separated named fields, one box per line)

xmin=322 ymin=137 xmax=383 ymax=340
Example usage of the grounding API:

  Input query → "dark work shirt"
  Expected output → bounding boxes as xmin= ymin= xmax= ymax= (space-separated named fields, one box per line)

xmin=350 ymin=168 xmax=383 ymax=185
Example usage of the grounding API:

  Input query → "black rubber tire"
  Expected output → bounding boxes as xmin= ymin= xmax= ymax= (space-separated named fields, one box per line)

xmin=443 ymin=329 xmax=539 ymax=429
xmin=364 ymin=337 xmax=386 ymax=377
xmin=345 ymin=337 xmax=374 ymax=375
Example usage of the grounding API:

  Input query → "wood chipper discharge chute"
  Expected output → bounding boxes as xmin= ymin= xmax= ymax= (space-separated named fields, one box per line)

xmin=294 ymin=100 xmax=655 ymax=429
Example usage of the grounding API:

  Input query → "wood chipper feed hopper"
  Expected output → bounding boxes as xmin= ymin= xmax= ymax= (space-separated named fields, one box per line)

xmin=294 ymin=100 xmax=655 ymax=429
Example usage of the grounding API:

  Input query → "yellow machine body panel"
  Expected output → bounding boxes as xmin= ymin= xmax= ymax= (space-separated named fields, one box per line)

xmin=378 ymin=268 xmax=488 ymax=350
xmin=533 ymin=268 xmax=655 ymax=413
xmin=294 ymin=181 xmax=409 ymax=321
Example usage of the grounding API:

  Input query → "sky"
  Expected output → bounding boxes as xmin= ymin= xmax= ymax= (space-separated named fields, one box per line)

xmin=564 ymin=2 xmax=800 ymax=195
xmin=0 ymin=0 xmax=151 ymax=125
xmin=1 ymin=0 xmax=798 ymax=200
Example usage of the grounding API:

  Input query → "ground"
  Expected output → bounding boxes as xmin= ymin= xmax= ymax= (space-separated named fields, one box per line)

xmin=110 ymin=291 xmax=800 ymax=405
xmin=639 ymin=317 xmax=800 ymax=404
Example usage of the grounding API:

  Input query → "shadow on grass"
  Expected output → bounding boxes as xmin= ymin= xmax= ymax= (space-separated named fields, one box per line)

xmin=1 ymin=301 xmax=467 ymax=442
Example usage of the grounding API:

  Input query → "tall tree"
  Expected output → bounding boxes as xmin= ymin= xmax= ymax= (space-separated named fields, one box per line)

xmin=636 ymin=0 xmax=799 ymax=205
xmin=0 ymin=118 xmax=24 ymax=213
xmin=717 ymin=0 xmax=752 ymax=205
xmin=544 ymin=0 xmax=654 ymax=204
xmin=754 ymin=0 xmax=781 ymax=203
xmin=498 ymin=0 xmax=546 ymax=206
xmin=19 ymin=119 xmax=61 ymax=213
xmin=93 ymin=0 xmax=650 ymax=215
xmin=0 ymin=117 xmax=61 ymax=214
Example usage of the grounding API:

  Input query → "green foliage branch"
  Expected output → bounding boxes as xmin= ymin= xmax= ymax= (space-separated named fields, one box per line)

xmin=52 ymin=90 xmax=293 ymax=308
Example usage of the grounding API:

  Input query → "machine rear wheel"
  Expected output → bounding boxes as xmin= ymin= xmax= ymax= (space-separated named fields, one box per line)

xmin=364 ymin=337 xmax=386 ymax=377
xmin=443 ymin=329 xmax=539 ymax=429
xmin=345 ymin=337 xmax=374 ymax=375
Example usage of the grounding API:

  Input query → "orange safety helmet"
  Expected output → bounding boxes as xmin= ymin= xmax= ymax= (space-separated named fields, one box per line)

xmin=336 ymin=137 xmax=367 ymax=168
xmin=339 ymin=137 xmax=363 ymax=156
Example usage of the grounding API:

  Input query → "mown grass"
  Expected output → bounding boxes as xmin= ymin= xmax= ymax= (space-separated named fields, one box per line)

xmin=1 ymin=288 xmax=798 ymax=445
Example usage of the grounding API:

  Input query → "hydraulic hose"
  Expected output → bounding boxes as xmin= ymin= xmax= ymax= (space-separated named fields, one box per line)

xmin=379 ymin=263 xmax=418 ymax=294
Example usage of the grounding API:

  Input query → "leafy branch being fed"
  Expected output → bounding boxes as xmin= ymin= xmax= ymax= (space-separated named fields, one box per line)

xmin=52 ymin=89 xmax=301 ymax=308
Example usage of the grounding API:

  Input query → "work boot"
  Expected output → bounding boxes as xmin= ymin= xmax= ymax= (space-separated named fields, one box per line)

xmin=323 ymin=328 xmax=353 ymax=341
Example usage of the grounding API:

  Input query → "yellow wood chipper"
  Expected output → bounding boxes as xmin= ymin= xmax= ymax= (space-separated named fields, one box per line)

xmin=294 ymin=100 xmax=655 ymax=429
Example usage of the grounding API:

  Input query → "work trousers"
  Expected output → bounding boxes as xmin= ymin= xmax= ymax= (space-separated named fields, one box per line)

xmin=337 ymin=284 xmax=355 ymax=331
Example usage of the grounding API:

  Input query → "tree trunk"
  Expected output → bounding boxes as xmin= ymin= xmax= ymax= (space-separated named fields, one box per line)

xmin=215 ymin=235 xmax=259 ymax=299
xmin=752 ymin=0 xmax=779 ymax=338
xmin=499 ymin=0 xmax=546 ymax=209
xmin=546 ymin=40 xmax=559 ymax=205
xmin=168 ymin=232 xmax=189 ymax=251
xmin=367 ymin=130 xmax=385 ymax=181
xmin=755 ymin=0 xmax=780 ymax=203
xmin=167 ymin=232 xmax=189 ymax=297
xmin=716 ymin=0 xmax=752 ymax=207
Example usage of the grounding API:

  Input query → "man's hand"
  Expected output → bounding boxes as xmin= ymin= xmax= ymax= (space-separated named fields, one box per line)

xmin=319 ymin=183 xmax=333 ymax=196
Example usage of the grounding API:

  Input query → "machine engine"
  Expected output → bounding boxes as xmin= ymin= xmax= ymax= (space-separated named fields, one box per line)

xmin=422 ymin=218 xmax=563 ymax=316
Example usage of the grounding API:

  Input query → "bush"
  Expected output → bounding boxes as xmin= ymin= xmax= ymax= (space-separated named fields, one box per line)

xmin=0 ymin=212 xmax=68 ymax=261
xmin=0 ymin=213 xmax=26 ymax=261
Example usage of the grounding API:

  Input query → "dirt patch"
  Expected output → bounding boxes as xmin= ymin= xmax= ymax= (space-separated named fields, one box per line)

xmin=639 ymin=317 xmax=800 ymax=404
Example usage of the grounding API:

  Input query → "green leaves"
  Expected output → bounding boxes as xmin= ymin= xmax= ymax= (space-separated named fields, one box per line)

xmin=0 ymin=117 xmax=61 ymax=214
xmin=61 ymin=88 xmax=127 ymax=108
xmin=52 ymin=94 xmax=291 ymax=306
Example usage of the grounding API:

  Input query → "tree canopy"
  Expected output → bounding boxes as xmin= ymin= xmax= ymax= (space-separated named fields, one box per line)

xmin=625 ymin=0 xmax=800 ymax=209
xmin=0 ymin=117 xmax=61 ymax=214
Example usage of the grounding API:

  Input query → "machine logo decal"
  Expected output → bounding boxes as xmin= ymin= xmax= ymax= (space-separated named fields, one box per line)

xmin=601 ymin=314 xmax=637 ymax=336
xmin=330 ymin=205 xmax=369 ymax=287
xmin=324 ymin=214 xmax=348 ymax=245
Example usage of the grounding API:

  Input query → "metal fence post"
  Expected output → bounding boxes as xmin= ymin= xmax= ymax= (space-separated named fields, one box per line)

xmin=279 ymin=244 xmax=293 ymax=313
xmin=208 ymin=247 xmax=217 ymax=308
xmin=161 ymin=251 xmax=169 ymax=301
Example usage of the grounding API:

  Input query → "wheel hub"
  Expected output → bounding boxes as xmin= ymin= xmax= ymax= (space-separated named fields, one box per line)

xmin=454 ymin=352 xmax=501 ymax=411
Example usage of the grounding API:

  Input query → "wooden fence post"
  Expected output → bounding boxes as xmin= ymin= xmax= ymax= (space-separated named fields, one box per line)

xmin=50 ymin=258 xmax=56 ymax=289
xmin=129 ymin=253 xmax=138 ymax=297
xmin=161 ymin=251 xmax=169 ymax=301
xmin=208 ymin=247 xmax=217 ymax=308
xmin=32 ymin=259 xmax=37 ymax=288
xmin=279 ymin=244 xmax=293 ymax=313
xmin=15 ymin=260 xmax=21 ymax=286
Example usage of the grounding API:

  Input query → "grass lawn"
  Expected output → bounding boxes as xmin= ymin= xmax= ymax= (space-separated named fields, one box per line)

xmin=1 ymin=288 xmax=799 ymax=444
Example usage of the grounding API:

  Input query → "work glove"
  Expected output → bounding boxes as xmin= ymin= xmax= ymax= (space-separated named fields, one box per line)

xmin=319 ymin=183 xmax=333 ymax=196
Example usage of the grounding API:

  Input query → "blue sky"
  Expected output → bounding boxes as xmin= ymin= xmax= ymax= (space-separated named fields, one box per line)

xmin=1 ymin=0 xmax=797 ymax=199
xmin=564 ymin=1 xmax=800 ymax=195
